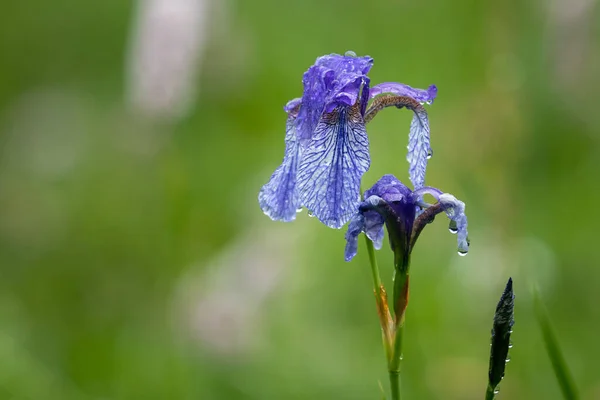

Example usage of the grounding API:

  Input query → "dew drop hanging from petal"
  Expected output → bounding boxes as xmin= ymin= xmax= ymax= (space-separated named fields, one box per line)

xmin=448 ymin=220 xmax=458 ymax=234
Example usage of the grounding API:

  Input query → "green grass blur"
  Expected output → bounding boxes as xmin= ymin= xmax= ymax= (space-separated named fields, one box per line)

xmin=0 ymin=0 xmax=599 ymax=399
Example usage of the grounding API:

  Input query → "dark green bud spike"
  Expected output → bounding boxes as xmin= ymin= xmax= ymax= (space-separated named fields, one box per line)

xmin=487 ymin=277 xmax=514 ymax=396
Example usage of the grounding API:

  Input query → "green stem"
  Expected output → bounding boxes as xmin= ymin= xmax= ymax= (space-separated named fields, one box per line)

xmin=389 ymin=369 xmax=401 ymax=400
xmin=365 ymin=235 xmax=382 ymax=293
xmin=389 ymin=323 xmax=404 ymax=400
xmin=388 ymin=252 xmax=410 ymax=400
xmin=485 ymin=385 xmax=496 ymax=400
xmin=364 ymin=236 xmax=397 ymax=398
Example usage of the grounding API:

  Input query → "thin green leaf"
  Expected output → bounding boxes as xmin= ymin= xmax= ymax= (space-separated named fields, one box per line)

xmin=533 ymin=287 xmax=579 ymax=400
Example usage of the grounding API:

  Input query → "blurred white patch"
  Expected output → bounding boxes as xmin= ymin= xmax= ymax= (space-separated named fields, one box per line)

xmin=126 ymin=0 xmax=211 ymax=120
xmin=545 ymin=0 xmax=597 ymax=91
xmin=174 ymin=225 xmax=303 ymax=356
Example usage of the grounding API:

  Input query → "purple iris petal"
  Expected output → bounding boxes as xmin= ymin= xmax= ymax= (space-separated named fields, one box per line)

xmin=344 ymin=213 xmax=364 ymax=261
xmin=284 ymin=97 xmax=302 ymax=113
xmin=412 ymin=186 xmax=443 ymax=203
xmin=344 ymin=201 xmax=385 ymax=262
xmin=258 ymin=114 xmax=301 ymax=222
xmin=363 ymin=209 xmax=385 ymax=249
xmin=369 ymin=82 xmax=438 ymax=104
xmin=296 ymin=53 xmax=373 ymax=142
xmin=364 ymin=176 xmax=416 ymax=236
xmin=438 ymin=193 xmax=469 ymax=254
xmin=359 ymin=76 xmax=371 ymax=117
xmin=407 ymin=108 xmax=431 ymax=190
xmin=297 ymin=105 xmax=370 ymax=229
xmin=366 ymin=174 xmax=410 ymax=199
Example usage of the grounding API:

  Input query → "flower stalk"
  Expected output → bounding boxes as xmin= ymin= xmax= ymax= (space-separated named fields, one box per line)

xmin=258 ymin=52 xmax=471 ymax=400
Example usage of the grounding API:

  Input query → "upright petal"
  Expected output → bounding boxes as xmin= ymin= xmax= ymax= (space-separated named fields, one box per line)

xmin=296 ymin=53 xmax=373 ymax=142
xmin=407 ymin=108 xmax=431 ymax=189
xmin=369 ymin=82 xmax=437 ymax=104
xmin=297 ymin=104 xmax=370 ymax=229
xmin=438 ymin=193 xmax=469 ymax=254
xmin=365 ymin=174 xmax=412 ymax=201
xmin=258 ymin=115 xmax=301 ymax=222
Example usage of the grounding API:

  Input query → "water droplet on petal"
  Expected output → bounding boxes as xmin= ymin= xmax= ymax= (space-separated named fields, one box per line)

xmin=458 ymin=249 xmax=468 ymax=256
xmin=505 ymin=356 xmax=511 ymax=363
xmin=344 ymin=50 xmax=357 ymax=57
xmin=308 ymin=210 xmax=315 ymax=218
xmin=494 ymin=388 xmax=500 ymax=395
xmin=427 ymin=148 xmax=434 ymax=159
xmin=508 ymin=342 xmax=513 ymax=349
xmin=448 ymin=220 xmax=458 ymax=234
xmin=296 ymin=207 xmax=303 ymax=213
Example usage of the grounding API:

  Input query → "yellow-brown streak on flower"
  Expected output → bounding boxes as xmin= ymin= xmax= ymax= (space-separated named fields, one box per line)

xmin=374 ymin=285 xmax=394 ymax=356
xmin=394 ymin=275 xmax=410 ymax=327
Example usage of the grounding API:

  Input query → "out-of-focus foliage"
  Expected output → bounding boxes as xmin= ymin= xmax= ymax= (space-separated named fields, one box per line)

xmin=0 ymin=0 xmax=599 ymax=399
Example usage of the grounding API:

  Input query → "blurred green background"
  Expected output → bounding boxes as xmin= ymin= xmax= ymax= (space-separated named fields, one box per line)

xmin=1 ymin=0 xmax=599 ymax=399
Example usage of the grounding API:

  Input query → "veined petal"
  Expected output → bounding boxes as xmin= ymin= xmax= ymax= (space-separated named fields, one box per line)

xmin=369 ymin=82 xmax=437 ymax=104
xmin=438 ymin=193 xmax=469 ymax=254
xmin=364 ymin=209 xmax=385 ymax=249
xmin=297 ymin=105 xmax=370 ymax=229
xmin=343 ymin=203 xmax=385 ymax=261
xmin=258 ymin=116 xmax=301 ymax=222
xmin=296 ymin=53 xmax=373 ymax=142
xmin=365 ymin=174 xmax=412 ymax=200
xmin=406 ymin=108 xmax=431 ymax=190
xmin=344 ymin=213 xmax=364 ymax=261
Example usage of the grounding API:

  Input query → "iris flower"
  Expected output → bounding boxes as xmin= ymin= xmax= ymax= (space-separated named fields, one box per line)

xmin=258 ymin=52 xmax=437 ymax=229
xmin=344 ymin=174 xmax=469 ymax=262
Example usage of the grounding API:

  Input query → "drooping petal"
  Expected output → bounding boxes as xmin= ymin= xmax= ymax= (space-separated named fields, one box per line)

xmin=411 ymin=186 xmax=443 ymax=203
xmin=406 ymin=107 xmax=431 ymax=190
xmin=364 ymin=209 xmax=385 ymax=249
xmin=438 ymin=193 xmax=469 ymax=254
xmin=258 ymin=116 xmax=301 ymax=222
xmin=296 ymin=53 xmax=373 ymax=142
xmin=297 ymin=104 xmax=370 ymax=229
xmin=369 ymin=82 xmax=437 ymax=104
xmin=363 ymin=94 xmax=433 ymax=190
xmin=344 ymin=198 xmax=385 ymax=262
xmin=344 ymin=212 xmax=364 ymax=261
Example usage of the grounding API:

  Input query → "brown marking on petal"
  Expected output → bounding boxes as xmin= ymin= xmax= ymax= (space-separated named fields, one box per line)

xmin=364 ymin=94 xmax=424 ymax=124
xmin=287 ymin=103 xmax=301 ymax=118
